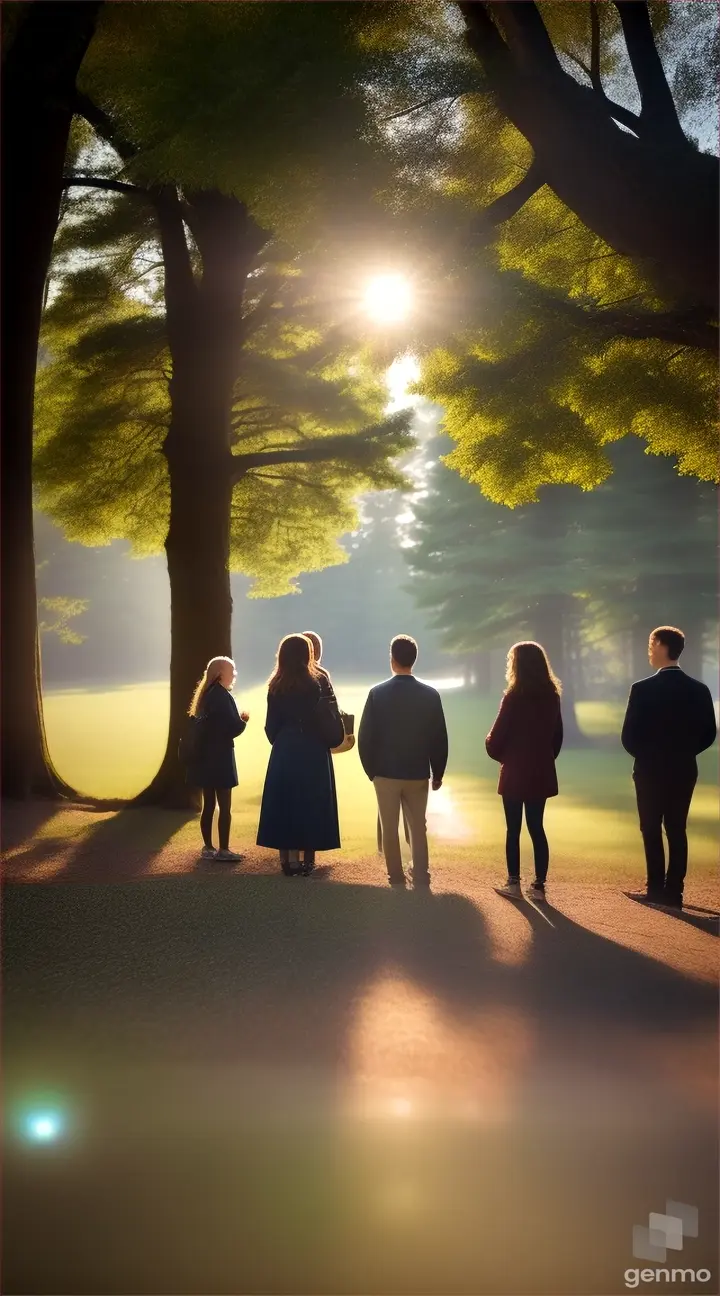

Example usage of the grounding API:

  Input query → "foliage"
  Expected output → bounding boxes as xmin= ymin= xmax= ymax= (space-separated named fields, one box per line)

xmin=405 ymin=434 xmax=717 ymax=663
xmin=36 ymin=195 xmax=412 ymax=595
xmin=38 ymin=596 xmax=89 ymax=645
xmin=414 ymin=265 xmax=717 ymax=504
xmin=367 ymin=1 xmax=719 ymax=498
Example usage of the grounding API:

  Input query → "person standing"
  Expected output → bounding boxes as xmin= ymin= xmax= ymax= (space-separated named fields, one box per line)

xmin=621 ymin=625 xmax=717 ymax=909
xmin=257 ymin=634 xmax=344 ymax=876
xmin=303 ymin=631 xmax=334 ymax=699
xmin=358 ymin=635 xmax=448 ymax=888
xmin=486 ymin=642 xmax=563 ymax=901
xmin=186 ymin=656 xmax=249 ymax=862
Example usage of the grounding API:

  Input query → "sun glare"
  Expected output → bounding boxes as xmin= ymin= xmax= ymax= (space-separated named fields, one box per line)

xmin=364 ymin=274 xmax=412 ymax=323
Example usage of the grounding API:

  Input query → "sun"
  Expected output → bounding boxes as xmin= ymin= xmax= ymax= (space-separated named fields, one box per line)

xmin=363 ymin=274 xmax=412 ymax=323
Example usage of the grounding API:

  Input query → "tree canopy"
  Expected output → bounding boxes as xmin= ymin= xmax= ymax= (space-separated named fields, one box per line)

xmin=369 ymin=0 xmax=718 ymax=500
xmin=405 ymin=433 xmax=716 ymax=689
xmin=37 ymin=206 xmax=411 ymax=597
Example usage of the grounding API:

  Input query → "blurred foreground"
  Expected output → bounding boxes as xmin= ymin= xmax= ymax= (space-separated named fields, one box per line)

xmin=3 ymin=873 xmax=717 ymax=1295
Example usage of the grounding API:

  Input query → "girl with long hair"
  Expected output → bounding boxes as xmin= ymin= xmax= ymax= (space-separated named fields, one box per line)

xmin=187 ymin=656 xmax=249 ymax=862
xmin=257 ymin=634 xmax=343 ymax=875
xmin=485 ymin=641 xmax=563 ymax=900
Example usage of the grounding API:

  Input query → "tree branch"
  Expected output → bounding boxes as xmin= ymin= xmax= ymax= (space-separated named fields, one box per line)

xmin=472 ymin=158 xmax=544 ymax=234
xmin=491 ymin=1 xmax=563 ymax=75
xmin=74 ymin=90 xmax=138 ymax=162
xmin=457 ymin=2 xmax=512 ymax=76
xmin=383 ymin=93 xmax=460 ymax=122
xmin=230 ymin=421 xmax=410 ymax=483
xmin=558 ymin=48 xmax=641 ymax=134
xmin=590 ymin=305 xmax=717 ymax=351
xmin=613 ymin=0 xmax=687 ymax=147
xmin=62 ymin=174 xmax=148 ymax=198
xmin=547 ymin=290 xmax=717 ymax=351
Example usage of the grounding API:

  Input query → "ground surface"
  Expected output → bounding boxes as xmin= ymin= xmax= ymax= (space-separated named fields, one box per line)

xmin=2 ymin=792 xmax=718 ymax=1296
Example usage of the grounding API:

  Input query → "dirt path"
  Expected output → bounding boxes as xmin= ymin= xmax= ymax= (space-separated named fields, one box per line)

xmin=3 ymin=804 xmax=718 ymax=1295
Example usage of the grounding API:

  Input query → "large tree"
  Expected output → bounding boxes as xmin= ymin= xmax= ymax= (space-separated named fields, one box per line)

xmin=576 ymin=438 xmax=717 ymax=682
xmin=38 ymin=190 xmax=410 ymax=806
xmin=405 ymin=437 xmax=588 ymax=739
xmin=370 ymin=1 xmax=718 ymax=499
xmin=33 ymin=2 xmax=420 ymax=806
xmin=405 ymin=435 xmax=716 ymax=737
xmin=1 ymin=1 xmax=102 ymax=799
xmin=455 ymin=0 xmax=718 ymax=325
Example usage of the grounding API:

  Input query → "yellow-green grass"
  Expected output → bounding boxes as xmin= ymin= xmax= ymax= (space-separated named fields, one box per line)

xmin=43 ymin=682 xmax=718 ymax=881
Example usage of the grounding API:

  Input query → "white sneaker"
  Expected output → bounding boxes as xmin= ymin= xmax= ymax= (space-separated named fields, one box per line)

xmin=495 ymin=879 xmax=522 ymax=898
xmin=215 ymin=849 xmax=243 ymax=862
xmin=527 ymin=880 xmax=546 ymax=901
xmin=200 ymin=846 xmax=217 ymax=860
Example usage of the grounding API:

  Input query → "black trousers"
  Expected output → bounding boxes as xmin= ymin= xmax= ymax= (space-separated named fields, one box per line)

xmin=502 ymin=798 xmax=549 ymax=882
xmin=633 ymin=766 xmax=697 ymax=900
xmin=201 ymin=787 xmax=232 ymax=851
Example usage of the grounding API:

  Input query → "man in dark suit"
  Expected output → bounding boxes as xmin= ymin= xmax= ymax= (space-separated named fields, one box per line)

xmin=358 ymin=635 xmax=448 ymax=888
xmin=621 ymin=625 xmax=717 ymax=909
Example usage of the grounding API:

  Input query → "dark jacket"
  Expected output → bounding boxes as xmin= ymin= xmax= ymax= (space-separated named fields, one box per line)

xmin=485 ymin=690 xmax=563 ymax=801
xmin=187 ymin=682 xmax=246 ymax=790
xmin=257 ymin=682 xmax=342 ymax=851
xmin=316 ymin=665 xmax=335 ymax=700
xmin=621 ymin=667 xmax=717 ymax=774
xmin=358 ymin=675 xmax=448 ymax=782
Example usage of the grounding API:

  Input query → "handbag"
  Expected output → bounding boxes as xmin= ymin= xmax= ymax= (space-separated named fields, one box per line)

xmin=314 ymin=696 xmax=346 ymax=751
xmin=331 ymin=711 xmax=355 ymax=755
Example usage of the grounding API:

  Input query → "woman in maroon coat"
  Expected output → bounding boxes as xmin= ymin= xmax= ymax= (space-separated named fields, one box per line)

xmin=485 ymin=641 xmax=563 ymax=901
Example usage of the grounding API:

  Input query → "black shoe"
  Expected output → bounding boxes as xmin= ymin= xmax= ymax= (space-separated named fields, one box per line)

xmin=662 ymin=893 xmax=683 ymax=910
xmin=389 ymin=876 xmax=407 ymax=888
xmin=626 ymin=889 xmax=664 ymax=905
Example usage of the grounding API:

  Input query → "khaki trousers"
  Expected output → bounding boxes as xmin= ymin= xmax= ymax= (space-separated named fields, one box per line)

xmin=374 ymin=777 xmax=429 ymax=884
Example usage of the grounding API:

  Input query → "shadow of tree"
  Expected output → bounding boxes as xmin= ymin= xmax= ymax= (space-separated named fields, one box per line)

xmin=1 ymin=800 xmax=65 ymax=852
xmin=1 ymin=807 xmax=197 ymax=885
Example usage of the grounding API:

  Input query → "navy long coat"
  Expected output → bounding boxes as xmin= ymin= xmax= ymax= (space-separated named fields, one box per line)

xmin=256 ymin=682 xmax=343 ymax=851
xmin=187 ymin=682 xmax=247 ymax=790
xmin=485 ymin=690 xmax=563 ymax=801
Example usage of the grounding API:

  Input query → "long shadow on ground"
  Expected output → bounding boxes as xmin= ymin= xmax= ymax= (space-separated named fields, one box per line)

xmin=3 ymin=873 xmax=718 ymax=1295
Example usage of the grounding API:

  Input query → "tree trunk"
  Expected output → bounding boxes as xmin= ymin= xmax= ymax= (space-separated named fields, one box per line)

xmin=133 ymin=190 xmax=266 ymax=807
xmin=532 ymin=593 xmax=586 ymax=745
xmin=1 ymin=2 xmax=101 ymax=799
xmin=133 ymin=442 xmax=234 ymax=808
xmin=459 ymin=1 xmax=718 ymax=316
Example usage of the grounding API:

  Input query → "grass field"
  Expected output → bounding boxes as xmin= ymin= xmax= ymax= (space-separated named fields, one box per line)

xmin=43 ymin=681 xmax=718 ymax=881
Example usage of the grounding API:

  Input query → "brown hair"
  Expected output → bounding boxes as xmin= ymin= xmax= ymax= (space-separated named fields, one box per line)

xmin=651 ymin=625 xmax=684 ymax=660
xmin=268 ymin=634 xmax=320 ymax=696
xmin=505 ymin=641 xmax=562 ymax=698
xmin=303 ymin=631 xmax=322 ymax=662
xmin=391 ymin=634 xmax=418 ymax=669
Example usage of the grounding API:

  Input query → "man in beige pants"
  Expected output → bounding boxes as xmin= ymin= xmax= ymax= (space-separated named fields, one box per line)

xmin=358 ymin=635 xmax=449 ymax=887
